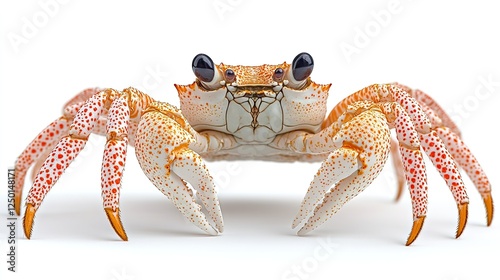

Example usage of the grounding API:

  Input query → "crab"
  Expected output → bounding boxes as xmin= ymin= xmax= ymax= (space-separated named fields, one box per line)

xmin=14 ymin=52 xmax=493 ymax=245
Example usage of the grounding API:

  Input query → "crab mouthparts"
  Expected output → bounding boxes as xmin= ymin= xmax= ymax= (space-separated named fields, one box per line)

xmin=227 ymin=85 xmax=284 ymax=96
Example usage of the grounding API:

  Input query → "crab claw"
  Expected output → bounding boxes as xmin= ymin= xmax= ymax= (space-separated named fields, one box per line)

xmin=135 ymin=105 xmax=224 ymax=235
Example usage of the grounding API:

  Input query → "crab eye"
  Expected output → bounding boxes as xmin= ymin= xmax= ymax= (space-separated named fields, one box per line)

xmin=225 ymin=69 xmax=236 ymax=83
xmin=292 ymin=52 xmax=314 ymax=81
xmin=192 ymin=53 xmax=215 ymax=82
xmin=273 ymin=68 xmax=284 ymax=82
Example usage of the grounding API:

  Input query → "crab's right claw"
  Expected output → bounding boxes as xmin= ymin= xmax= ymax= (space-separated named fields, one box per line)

xmin=135 ymin=105 xmax=224 ymax=235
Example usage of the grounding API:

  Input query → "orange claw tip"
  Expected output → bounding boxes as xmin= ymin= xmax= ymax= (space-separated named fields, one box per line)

xmin=104 ymin=208 xmax=128 ymax=241
xmin=483 ymin=193 xmax=494 ymax=226
xmin=23 ymin=203 xmax=36 ymax=240
xmin=405 ymin=216 xmax=425 ymax=246
xmin=456 ymin=203 xmax=469 ymax=239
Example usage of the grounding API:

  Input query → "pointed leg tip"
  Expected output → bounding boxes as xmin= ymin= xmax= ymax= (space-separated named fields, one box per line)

xmin=23 ymin=203 xmax=36 ymax=239
xmin=456 ymin=203 xmax=468 ymax=239
xmin=406 ymin=216 xmax=425 ymax=246
xmin=15 ymin=202 xmax=21 ymax=216
xmin=104 ymin=208 xmax=128 ymax=241
xmin=483 ymin=193 xmax=494 ymax=226
xmin=14 ymin=192 xmax=22 ymax=216
xmin=394 ymin=181 xmax=404 ymax=202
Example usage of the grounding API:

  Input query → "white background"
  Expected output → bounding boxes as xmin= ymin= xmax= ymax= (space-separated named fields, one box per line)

xmin=1 ymin=1 xmax=499 ymax=279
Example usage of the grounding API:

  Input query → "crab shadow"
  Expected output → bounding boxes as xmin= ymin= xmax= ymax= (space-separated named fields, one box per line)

xmin=21 ymin=191 xmax=424 ymax=243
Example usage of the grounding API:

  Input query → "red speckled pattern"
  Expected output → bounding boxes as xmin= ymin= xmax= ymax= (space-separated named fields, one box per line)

xmin=14 ymin=57 xmax=492 ymax=244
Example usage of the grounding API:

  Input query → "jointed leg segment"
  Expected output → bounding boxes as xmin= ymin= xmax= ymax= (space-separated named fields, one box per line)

xmin=391 ymin=84 xmax=493 ymax=227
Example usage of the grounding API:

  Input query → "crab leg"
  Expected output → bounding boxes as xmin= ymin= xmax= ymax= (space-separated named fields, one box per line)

xmin=135 ymin=102 xmax=223 ymax=235
xmin=395 ymin=83 xmax=461 ymax=136
xmin=14 ymin=88 xmax=101 ymax=216
xmin=23 ymin=89 xmax=133 ymax=239
xmin=101 ymin=96 xmax=130 ymax=241
xmin=379 ymin=102 xmax=429 ymax=245
xmin=390 ymin=87 xmax=493 ymax=226
xmin=436 ymin=127 xmax=493 ymax=225
xmin=390 ymin=138 xmax=406 ymax=201
xmin=414 ymin=91 xmax=493 ymax=225
xmin=384 ymin=85 xmax=469 ymax=237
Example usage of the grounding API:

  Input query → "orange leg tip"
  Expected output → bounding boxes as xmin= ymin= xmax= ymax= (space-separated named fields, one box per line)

xmin=14 ymin=194 xmax=22 ymax=216
xmin=406 ymin=216 xmax=425 ymax=246
xmin=23 ymin=203 xmax=36 ymax=239
xmin=483 ymin=193 xmax=494 ymax=226
xmin=456 ymin=203 xmax=469 ymax=239
xmin=104 ymin=208 xmax=128 ymax=241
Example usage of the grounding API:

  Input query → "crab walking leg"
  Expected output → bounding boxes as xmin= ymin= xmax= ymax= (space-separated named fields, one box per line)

xmin=14 ymin=118 xmax=70 ymax=216
xmin=390 ymin=138 xmax=406 ymax=201
xmin=23 ymin=89 xmax=115 ymax=239
xmin=414 ymin=99 xmax=492 ymax=225
xmin=419 ymin=131 xmax=469 ymax=237
xmin=135 ymin=102 xmax=222 ymax=235
xmin=436 ymin=127 xmax=493 ymax=225
xmin=380 ymin=102 xmax=429 ymax=245
xmin=394 ymin=89 xmax=470 ymax=237
xmin=29 ymin=118 xmax=110 ymax=183
xmin=408 ymin=100 xmax=472 ymax=234
xmin=394 ymin=83 xmax=461 ymax=136
xmin=388 ymin=85 xmax=461 ymax=201
xmin=30 ymin=147 xmax=54 ymax=183
xmin=14 ymin=88 xmax=101 ymax=216
xmin=101 ymin=97 xmax=130 ymax=241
